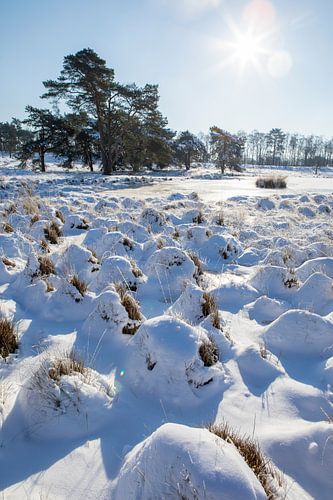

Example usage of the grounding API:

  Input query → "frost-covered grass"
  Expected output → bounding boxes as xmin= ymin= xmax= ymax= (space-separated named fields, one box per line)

xmin=0 ymin=158 xmax=333 ymax=499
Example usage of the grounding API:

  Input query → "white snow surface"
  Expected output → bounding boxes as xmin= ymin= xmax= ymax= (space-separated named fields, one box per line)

xmin=0 ymin=158 xmax=333 ymax=499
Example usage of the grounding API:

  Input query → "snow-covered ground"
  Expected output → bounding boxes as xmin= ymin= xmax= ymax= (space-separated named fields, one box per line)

xmin=0 ymin=157 xmax=333 ymax=499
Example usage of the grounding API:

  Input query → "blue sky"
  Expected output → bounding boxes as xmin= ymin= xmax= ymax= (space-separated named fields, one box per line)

xmin=0 ymin=0 xmax=332 ymax=136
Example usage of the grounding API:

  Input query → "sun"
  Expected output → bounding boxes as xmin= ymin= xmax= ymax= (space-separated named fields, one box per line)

xmin=232 ymin=32 xmax=263 ymax=64
xmin=229 ymin=29 xmax=267 ymax=71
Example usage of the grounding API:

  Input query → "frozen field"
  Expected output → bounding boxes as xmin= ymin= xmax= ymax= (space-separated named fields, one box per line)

xmin=0 ymin=159 xmax=333 ymax=499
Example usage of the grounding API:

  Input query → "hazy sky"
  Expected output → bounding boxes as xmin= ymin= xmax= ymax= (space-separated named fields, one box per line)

xmin=0 ymin=0 xmax=332 ymax=136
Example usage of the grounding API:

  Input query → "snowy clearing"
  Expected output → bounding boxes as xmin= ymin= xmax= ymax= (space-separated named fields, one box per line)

xmin=0 ymin=159 xmax=333 ymax=499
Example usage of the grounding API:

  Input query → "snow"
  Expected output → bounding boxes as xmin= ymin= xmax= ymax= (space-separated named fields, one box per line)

xmin=0 ymin=156 xmax=333 ymax=499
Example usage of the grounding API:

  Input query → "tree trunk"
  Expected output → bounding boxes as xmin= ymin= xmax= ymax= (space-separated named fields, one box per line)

xmin=101 ymin=150 xmax=113 ymax=175
xmin=40 ymin=148 xmax=46 ymax=172
xmin=88 ymin=152 xmax=93 ymax=172
xmin=185 ymin=152 xmax=191 ymax=170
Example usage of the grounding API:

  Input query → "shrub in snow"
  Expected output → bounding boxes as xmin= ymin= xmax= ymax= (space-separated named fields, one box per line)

xmin=126 ymin=316 xmax=224 ymax=403
xmin=263 ymin=310 xmax=333 ymax=358
xmin=145 ymin=247 xmax=196 ymax=300
xmin=256 ymin=175 xmax=287 ymax=189
xmin=18 ymin=350 xmax=115 ymax=440
xmin=0 ymin=316 xmax=18 ymax=359
xmin=112 ymin=423 xmax=267 ymax=500
xmin=139 ymin=207 xmax=166 ymax=233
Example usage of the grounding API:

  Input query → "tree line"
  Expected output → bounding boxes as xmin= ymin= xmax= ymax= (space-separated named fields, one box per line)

xmin=0 ymin=48 xmax=331 ymax=174
xmin=241 ymin=128 xmax=333 ymax=168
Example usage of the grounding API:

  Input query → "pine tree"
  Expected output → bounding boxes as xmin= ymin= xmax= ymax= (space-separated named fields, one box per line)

xmin=210 ymin=127 xmax=244 ymax=174
xmin=174 ymin=131 xmax=207 ymax=170
xmin=42 ymin=48 xmax=170 ymax=174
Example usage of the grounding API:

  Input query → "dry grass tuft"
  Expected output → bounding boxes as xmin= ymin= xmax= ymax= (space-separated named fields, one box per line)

xmin=45 ymin=281 xmax=55 ymax=293
xmin=156 ymin=238 xmax=165 ymax=249
xmin=123 ymin=236 xmax=134 ymax=250
xmin=40 ymin=239 xmax=50 ymax=253
xmin=48 ymin=351 xmax=86 ymax=382
xmin=38 ymin=255 xmax=55 ymax=276
xmin=208 ymin=421 xmax=284 ymax=499
xmin=202 ymin=292 xmax=218 ymax=317
xmin=70 ymin=274 xmax=88 ymax=296
xmin=211 ymin=308 xmax=222 ymax=330
xmin=256 ymin=175 xmax=287 ymax=189
xmin=284 ymin=268 xmax=299 ymax=288
xmin=55 ymin=210 xmax=65 ymax=223
xmin=188 ymin=251 xmax=204 ymax=279
xmin=2 ymin=257 xmax=16 ymax=268
xmin=4 ymin=203 xmax=16 ymax=216
xmin=0 ymin=317 xmax=18 ymax=359
xmin=130 ymin=258 xmax=143 ymax=278
xmin=3 ymin=222 xmax=14 ymax=233
xmin=44 ymin=221 xmax=62 ymax=244
xmin=192 ymin=209 xmax=205 ymax=224
xmin=215 ymin=210 xmax=225 ymax=226
xmin=30 ymin=214 xmax=40 ymax=225
xmin=172 ymin=227 xmax=180 ymax=240
xmin=199 ymin=336 xmax=219 ymax=366
xmin=114 ymin=283 xmax=143 ymax=335
xmin=22 ymin=195 xmax=40 ymax=216
xmin=202 ymin=293 xmax=222 ymax=330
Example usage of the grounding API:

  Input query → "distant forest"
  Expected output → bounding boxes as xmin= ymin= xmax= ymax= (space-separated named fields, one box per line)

xmin=0 ymin=48 xmax=332 ymax=173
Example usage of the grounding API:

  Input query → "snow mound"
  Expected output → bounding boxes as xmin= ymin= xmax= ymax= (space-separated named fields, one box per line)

xmin=90 ymin=256 xmax=144 ymax=294
xmin=294 ymin=272 xmax=333 ymax=315
xmin=145 ymin=247 xmax=196 ymax=300
xmin=246 ymin=296 xmax=289 ymax=324
xmin=83 ymin=289 xmax=144 ymax=339
xmin=296 ymin=257 xmax=333 ymax=282
xmin=250 ymin=265 xmax=298 ymax=299
xmin=126 ymin=315 xmax=224 ymax=403
xmin=139 ymin=207 xmax=166 ymax=232
xmin=257 ymin=198 xmax=275 ymax=210
xmin=113 ymin=423 xmax=267 ymax=500
xmin=52 ymin=244 xmax=98 ymax=282
xmin=17 ymin=352 xmax=115 ymax=440
xmin=263 ymin=310 xmax=333 ymax=358
xmin=196 ymin=234 xmax=242 ymax=271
